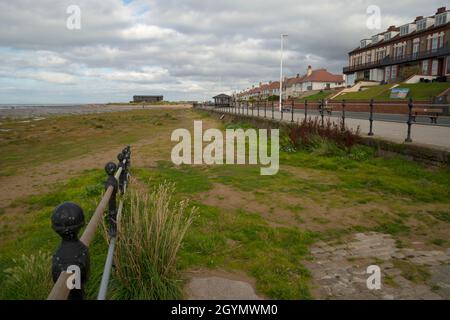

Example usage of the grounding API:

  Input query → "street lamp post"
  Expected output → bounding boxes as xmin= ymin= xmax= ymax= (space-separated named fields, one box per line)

xmin=279 ymin=34 xmax=288 ymax=112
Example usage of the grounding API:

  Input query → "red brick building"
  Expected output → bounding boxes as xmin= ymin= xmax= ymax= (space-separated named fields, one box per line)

xmin=343 ymin=7 xmax=450 ymax=85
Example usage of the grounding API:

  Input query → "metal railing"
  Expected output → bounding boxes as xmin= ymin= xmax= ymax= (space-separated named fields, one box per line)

xmin=48 ymin=146 xmax=131 ymax=300
xmin=343 ymin=45 xmax=450 ymax=73
xmin=194 ymin=99 xmax=449 ymax=144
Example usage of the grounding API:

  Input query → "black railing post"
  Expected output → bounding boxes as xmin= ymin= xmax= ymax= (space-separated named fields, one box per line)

xmin=405 ymin=98 xmax=413 ymax=143
xmin=251 ymin=102 xmax=254 ymax=116
xmin=264 ymin=101 xmax=267 ymax=118
xmin=291 ymin=100 xmax=295 ymax=123
xmin=281 ymin=105 xmax=283 ymax=121
xmin=319 ymin=99 xmax=324 ymax=126
xmin=304 ymin=100 xmax=308 ymax=119
xmin=368 ymin=99 xmax=374 ymax=136
xmin=341 ymin=99 xmax=346 ymax=130
xmin=105 ymin=162 xmax=118 ymax=238
xmin=51 ymin=202 xmax=90 ymax=300
xmin=246 ymin=101 xmax=249 ymax=115
xmin=272 ymin=100 xmax=274 ymax=119
xmin=257 ymin=101 xmax=260 ymax=117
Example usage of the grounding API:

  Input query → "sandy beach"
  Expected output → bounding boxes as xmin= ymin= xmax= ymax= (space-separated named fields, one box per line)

xmin=0 ymin=104 xmax=192 ymax=119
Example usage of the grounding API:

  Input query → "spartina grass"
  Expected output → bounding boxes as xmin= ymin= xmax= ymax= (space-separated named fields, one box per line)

xmin=0 ymin=251 xmax=52 ymax=300
xmin=112 ymin=181 xmax=196 ymax=300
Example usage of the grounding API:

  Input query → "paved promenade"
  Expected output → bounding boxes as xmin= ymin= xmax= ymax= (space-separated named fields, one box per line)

xmin=207 ymin=107 xmax=450 ymax=151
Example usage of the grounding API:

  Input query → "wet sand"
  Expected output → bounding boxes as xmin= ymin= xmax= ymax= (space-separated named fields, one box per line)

xmin=0 ymin=104 xmax=192 ymax=119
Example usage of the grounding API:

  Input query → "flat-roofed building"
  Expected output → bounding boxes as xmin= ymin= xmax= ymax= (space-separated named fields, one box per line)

xmin=133 ymin=95 xmax=164 ymax=103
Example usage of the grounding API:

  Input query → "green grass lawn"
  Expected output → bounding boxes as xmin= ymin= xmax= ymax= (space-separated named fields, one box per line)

xmin=336 ymin=84 xmax=393 ymax=101
xmin=376 ymin=82 xmax=450 ymax=101
xmin=298 ymin=90 xmax=334 ymax=102
xmin=1 ymin=109 xmax=449 ymax=300
xmin=336 ymin=82 xmax=449 ymax=101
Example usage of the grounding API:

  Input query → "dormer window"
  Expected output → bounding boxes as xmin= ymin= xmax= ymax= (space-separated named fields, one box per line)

xmin=417 ymin=19 xmax=427 ymax=31
xmin=360 ymin=39 xmax=371 ymax=48
xmin=384 ymin=33 xmax=391 ymax=41
xmin=400 ymin=25 xmax=408 ymax=36
xmin=371 ymin=34 xmax=383 ymax=43
xmin=435 ymin=13 xmax=447 ymax=26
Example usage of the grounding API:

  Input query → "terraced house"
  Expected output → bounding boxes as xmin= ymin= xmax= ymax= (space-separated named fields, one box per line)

xmin=343 ymin=6 xmax=450 ymax=85
xmin=238 ymin=66 xmax=344 ymax=101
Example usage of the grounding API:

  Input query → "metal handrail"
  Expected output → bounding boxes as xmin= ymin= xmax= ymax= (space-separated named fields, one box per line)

xmin=47 ymin=147 xmax=131 ymax=300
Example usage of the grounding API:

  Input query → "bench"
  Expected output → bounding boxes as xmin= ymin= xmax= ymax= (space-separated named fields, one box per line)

xmin=411 ymin=108 xmax=443 ymax=124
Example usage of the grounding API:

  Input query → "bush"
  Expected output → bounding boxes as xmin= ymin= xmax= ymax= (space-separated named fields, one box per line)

xmin=1 ymin=251 xmax=53 ymax=300
xmin=287 ymin=117 xmax=360 ymax=151
xmin=112 ymin=181 xmax=196 ymax=300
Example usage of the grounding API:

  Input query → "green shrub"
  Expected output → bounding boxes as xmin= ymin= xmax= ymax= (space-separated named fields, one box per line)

xmin=112 ymin=181 xmax=196 ymax=300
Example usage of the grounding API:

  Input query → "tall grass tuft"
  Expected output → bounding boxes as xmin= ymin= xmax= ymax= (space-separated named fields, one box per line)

xmin=288 ymin=117 xmax=360 ymax=150
xmin=0 ymin=251 xmax=53 ymax=300
xmin=112 ymin=181 xmax=196 ymax=300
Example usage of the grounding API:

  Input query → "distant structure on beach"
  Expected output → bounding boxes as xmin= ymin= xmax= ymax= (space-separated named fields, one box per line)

xmin=133 ymin=95 xmax=164 ymax=103
xmin=213 ymin=93 xmax=232 ymax=107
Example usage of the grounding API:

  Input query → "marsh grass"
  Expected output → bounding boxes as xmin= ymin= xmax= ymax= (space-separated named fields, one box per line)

xmin=112 ymin=181 xmax=196 ymax=300
xmin=0 ymin=251 xmax=52 ymax=300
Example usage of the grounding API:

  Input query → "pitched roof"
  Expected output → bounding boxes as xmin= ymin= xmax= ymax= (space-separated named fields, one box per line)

xmin=213 ymin=93 xmax=231 ymax=98
xmin=301 ymin=69 xmax=344 ymax=83
xmin=268 ymin=81 xmax=280 ymax=89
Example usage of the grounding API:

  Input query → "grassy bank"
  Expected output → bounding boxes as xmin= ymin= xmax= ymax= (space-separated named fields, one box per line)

xmin=0 ymin=109 xmax=449 ymax=299
xmin=337 ymin=82 xmax=449 ymax=101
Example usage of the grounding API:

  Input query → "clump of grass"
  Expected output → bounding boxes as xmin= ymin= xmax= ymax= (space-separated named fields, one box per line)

xmin=288 ymin=117 xmax=360 ymax=150
xmin=112 ymin=181 xmax=196 ymax=300
xmin=0 ymin=251 xmax=52 ymax=300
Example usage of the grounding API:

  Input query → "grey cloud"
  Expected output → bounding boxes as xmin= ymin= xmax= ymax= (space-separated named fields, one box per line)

xmin=0 ymin=0 xmax=446 ymax=103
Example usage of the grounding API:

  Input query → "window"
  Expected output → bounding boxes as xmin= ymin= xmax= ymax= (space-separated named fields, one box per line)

xmin=385 ymin=66 xmax=391 ymax=80
xmin=394 ymin=44 xmax=405 ymax=58
xmin=417 ymin=19 xmax=427 ymax=31
xmin=435 ymin=13 xmax=447 ymax=26
xmin=431 ymin=37 xmax=438 ymax=52
xmin=384 ymin=33 xmax=391 ymax=41
xmin=400 ymin=25 xmax=409 ymax=36
xmin=438 ymin=33 xmax=444 ymax=48
xmin=412 ymin=41 xmax=419 ymax=58
xmin=422 ymin=60 xmax=429 ymax=75
xmin=391 ymin=65 xmax=397 ymax=79
xmin=431 ymin=60 xmax=439 ymax=76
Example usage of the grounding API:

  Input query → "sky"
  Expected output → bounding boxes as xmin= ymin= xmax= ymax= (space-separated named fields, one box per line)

xmin=0 ymin=0 xmax=446 ymax=103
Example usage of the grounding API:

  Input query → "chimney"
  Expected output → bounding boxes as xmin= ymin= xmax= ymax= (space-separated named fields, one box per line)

xmin=307 ymin=65 xmax=313 ymax=76
xmin=414 ymin=16 xmax=423 ymax=22
xmin=436 ymin=7 xmax=446 ymax=14
xmin=269 ymin=80 xmax=272 ymax=84
xmin=259 ymin=82 xmax=262 ymax=87
xmin=387 ymin=25 xmax=397 ymax=31
xmin=296 ymin=73 xmax=300 ymax=78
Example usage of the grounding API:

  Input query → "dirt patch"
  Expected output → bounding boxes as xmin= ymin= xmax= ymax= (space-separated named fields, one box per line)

xmin=183 ymin=268 xmax=264 ymax=300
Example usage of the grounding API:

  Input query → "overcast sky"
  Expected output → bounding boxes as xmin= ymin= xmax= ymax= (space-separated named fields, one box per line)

xmin=0 ymin=0 xmax=446 ymax=103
